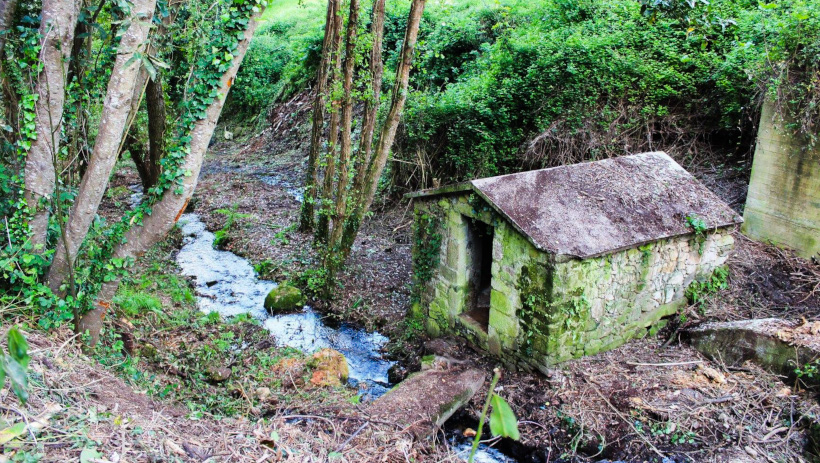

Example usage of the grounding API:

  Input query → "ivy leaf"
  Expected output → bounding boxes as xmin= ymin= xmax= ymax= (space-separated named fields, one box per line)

xmin=489 ymin=394 xmax=519 ymax=440
xmin=142 ymin=55 xmax=157 ymax=81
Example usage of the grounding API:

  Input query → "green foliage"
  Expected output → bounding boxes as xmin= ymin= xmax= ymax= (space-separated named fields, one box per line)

xmin=469 ymin=369 xmax=519 ymax=463
xmin=795 ymin=359 xmax=820 ymax=381
xmin=224 ymin=0 xmax=326 ymax=119
xmin=686 ymin=214 xmax=709 ymax=255
xmin=0 ymin=327 xmax=30 ymax=404
xmin=489 ymin=393 xmax=520 ymax=440
xmin=410 ymin=210 xmax=442 ymax=304
xmin=213 ymin=204 xmax=252 ymax=248
xmin=294 ymin=266 xmax=331 ymax=296
xmin=686 ymin=266 xmax=729 ymax=311
xmin=113 ymin=289 xmax=163 ymax=317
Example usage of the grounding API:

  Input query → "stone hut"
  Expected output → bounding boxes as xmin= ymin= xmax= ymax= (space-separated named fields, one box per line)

xmin=407 ymin=152 xmax=742 ymax=372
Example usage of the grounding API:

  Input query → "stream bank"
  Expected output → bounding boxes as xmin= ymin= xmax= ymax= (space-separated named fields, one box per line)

xmin=176 ymin=213 xmax=394 ymax=396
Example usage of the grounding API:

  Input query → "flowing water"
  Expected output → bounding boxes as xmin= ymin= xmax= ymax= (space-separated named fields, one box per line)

xmin=175 ymin=213 xmax=392 ymax=396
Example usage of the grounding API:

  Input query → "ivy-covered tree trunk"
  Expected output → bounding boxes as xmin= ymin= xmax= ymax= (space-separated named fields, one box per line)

xmin=80 ymin=5 xmax=266 ymax=345
xmin=314 ymin=7 xmax=344 ymax=245
xmin=352 ymin=0 xmax=385 ymax=185
xmin=298 ymin=0 xmax=340 ymax=233
xmin=326 ymin=0 xmax=359 ymax=251
xmin=24 ymin=0 xmax=82 ymax=250
xmin=47 ymin=0 xmax=158 ymax=294
xmin=338 ymin=0 xmax=426 ymax=259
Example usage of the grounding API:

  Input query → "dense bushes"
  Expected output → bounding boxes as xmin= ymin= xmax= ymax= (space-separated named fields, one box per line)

xmin=227 ymin=0 xmax=819 ymax=189
xmin=223 ymin=3 xmax=325 ymax=119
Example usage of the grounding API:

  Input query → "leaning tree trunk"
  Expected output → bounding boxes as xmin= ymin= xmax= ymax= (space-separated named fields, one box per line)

xmin=24 ymin=0 xmax=81 ymax=250
xmin=47 ymin=0 xmax=158 ymax=293
xmin=327 ymin=0 xmax=359 ymax=251
xmin=298 ymin=0 xmax=340 ymax=233
xmin=339 ymin=0 xmax=426 ymax=259
xmin=79 ymin=7 xmax=265 ymax=345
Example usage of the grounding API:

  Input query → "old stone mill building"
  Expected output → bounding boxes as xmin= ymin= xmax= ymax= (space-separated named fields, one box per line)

xmin=408 ymin=152 xmax=742 ymax=373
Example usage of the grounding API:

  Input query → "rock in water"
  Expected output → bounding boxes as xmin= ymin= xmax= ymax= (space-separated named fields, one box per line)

xmin=264 ymin=284 xmax=304 ymax=314
xmin=309 ymin=348 xmax=349 ymax=387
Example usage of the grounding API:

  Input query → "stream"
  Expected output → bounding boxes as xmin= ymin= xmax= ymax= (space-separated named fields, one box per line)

xmin=175 ymin=213 xmax=393 ymax=396
xmin=174 ymin=212 xmax=517 ymax=462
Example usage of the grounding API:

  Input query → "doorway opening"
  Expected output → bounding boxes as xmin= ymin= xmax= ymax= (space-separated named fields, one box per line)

xmin=463 ymin=217 xmax=493 ymax=331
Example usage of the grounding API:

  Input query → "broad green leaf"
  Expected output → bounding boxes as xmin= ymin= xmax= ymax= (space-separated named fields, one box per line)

xmin=7 ymin=327 xmax=29 ymax=369
xmin=489 ymin=394 xmax=519 ymax=440
xmin=0 ymin=422 xmax=27 ymax=445
xmin=3 ymin=356 xmax=28 ymax=404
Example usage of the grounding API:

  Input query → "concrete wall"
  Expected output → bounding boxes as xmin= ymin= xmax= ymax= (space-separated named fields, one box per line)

xmin=743 ymin=100 xmax=820 ymax=259
xmin=413 ymin=194 xmax=735 ymax=371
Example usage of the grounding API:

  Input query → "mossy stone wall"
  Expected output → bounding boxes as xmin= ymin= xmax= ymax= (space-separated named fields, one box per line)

xmin=743 ymin=99 xmax=820 ymax=259
xmin=412 ymin=194 xmax=735 ymax=371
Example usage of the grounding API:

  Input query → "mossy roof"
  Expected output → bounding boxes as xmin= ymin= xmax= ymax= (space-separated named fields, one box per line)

xmin=407 ymin=152 xmax=743 ymax=258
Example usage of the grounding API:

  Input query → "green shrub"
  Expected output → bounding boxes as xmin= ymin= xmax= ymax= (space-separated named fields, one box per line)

xmin=114 ymin=289 xmax=163 ymax=317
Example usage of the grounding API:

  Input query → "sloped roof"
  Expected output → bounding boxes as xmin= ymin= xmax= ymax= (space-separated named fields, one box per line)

xmin=408 ymin=152 xmax=743 ymax=258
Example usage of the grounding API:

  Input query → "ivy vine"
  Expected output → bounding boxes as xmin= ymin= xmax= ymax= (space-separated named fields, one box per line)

xmin=411 ymin=209 xmax=442 ymax=304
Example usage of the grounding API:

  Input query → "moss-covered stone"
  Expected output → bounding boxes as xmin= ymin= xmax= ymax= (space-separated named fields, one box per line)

xmin=264 ymin=284 xmax=304 ymax=314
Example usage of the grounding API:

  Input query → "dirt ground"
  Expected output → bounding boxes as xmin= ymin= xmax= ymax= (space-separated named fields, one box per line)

xmin=8 ymin=91 xmax=819 ymax=462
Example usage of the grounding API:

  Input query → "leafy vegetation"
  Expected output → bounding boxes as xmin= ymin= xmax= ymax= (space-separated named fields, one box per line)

xmin=229 ymin=0 xmax=819 ymax=192
xmin=686 ymin=266 xmax=729 ymax=311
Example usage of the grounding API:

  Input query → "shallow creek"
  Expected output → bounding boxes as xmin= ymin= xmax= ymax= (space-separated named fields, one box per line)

xmin=175 ymin=213 xmax=393 ymax=396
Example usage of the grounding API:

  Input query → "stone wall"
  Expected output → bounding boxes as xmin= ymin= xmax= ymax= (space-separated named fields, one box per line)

xmin=743 ymin=99 xmax=820 ymax=259
xmin=412 ymin=193 xmax=735 ymax=372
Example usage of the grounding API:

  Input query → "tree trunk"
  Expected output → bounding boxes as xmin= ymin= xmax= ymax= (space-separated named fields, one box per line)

xmin=80 ymin=7 xmax=265 ymax=345
xmin=24 ymin=0 xmax=82 ymax=250
xmin=339 ymin=0 xmax=426 ymax=258
xmin=327 ymin=0 xmax=359 ymax=251
xmin=143 ymin=75 xmax=166 ymax=189
xmin=47 ymin=0 xmax=158 ymax=293
xmin=0 ymin=0 xmax=16 ymax=53
xmin=298 ymin=0 xmax=340 ymax=233
xmin=353 ymin=0 xmax=385 ymax=186
xmin=0 ymin=0 xmax=18 ymax=131
xmin=315 ymin=7 xmax=344 ymax=245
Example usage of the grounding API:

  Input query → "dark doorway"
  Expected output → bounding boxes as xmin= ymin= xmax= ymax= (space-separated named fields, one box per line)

xmin=463 ymin=217 xmax=493 ymax=331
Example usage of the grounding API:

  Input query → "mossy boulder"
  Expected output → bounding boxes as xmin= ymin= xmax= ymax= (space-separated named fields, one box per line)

xmin=264 ymin=284 xmax=304 ymax=314
xmin=308 ymin=348 xmax=349 ymax=387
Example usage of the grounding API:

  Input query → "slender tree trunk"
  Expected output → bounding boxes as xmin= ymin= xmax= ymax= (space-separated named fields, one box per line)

xmin=299 ymin=0 xmax=340 ymax=233
xmin=327 ymin=0 xmax=359 ymax=251
xmin=80 ymin=8 xmax=265 ymax=345
xmin=143 ymin=75 xmax=166 ymax=188
xmin=0 ymin=0 xmax=19 ymax=129
xmin=339 ymin=0 xmax=425 ymax=258
xmin=353 ymin=0 xmax=385 ymax=185
xmin=0 ymin=0 xmax=16 ymax=53
xmin=24 ymin=0 xmax=81 ymax=250
xmin=47 ymin=0 xmax=158 ymax=293
xmin=315 ymin=7 xmax=344 ymax=244
xmin=337 ymin=0 xmax=384 ymax=254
